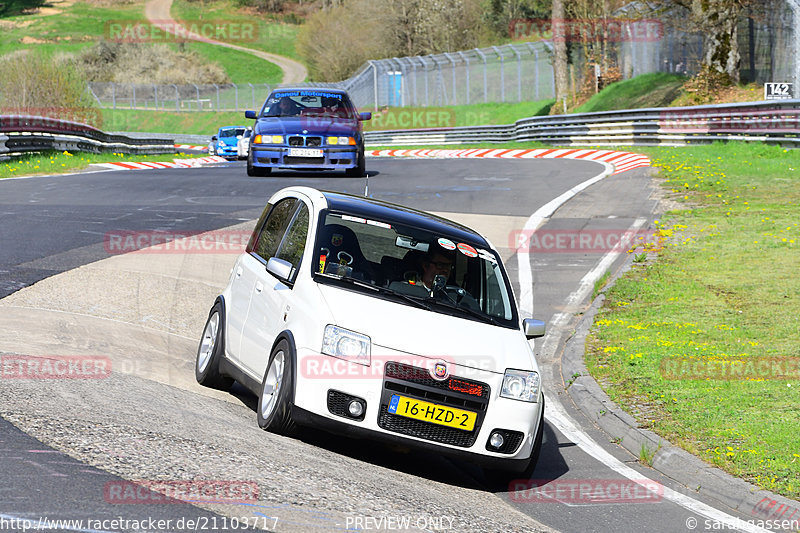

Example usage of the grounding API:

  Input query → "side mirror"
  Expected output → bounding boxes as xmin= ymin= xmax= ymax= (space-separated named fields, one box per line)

xmin=359 ymin=112 xmax=372 ymax=121
xmin=266 ymin=257 xmax=293 ymax=282
xmin=523 ymin=318 xmax=546 ymax=339
xmin=245 ymin=110 xmax=257 ymax=119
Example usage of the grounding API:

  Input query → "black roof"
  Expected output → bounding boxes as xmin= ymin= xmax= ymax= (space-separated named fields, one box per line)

xmin=320 ymin=191 xmax=489 ymax=248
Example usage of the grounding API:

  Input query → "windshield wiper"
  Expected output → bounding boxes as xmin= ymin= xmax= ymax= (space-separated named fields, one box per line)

xmin=319 ymin=273 xmax=432 ymax=310
xmin=424 ymin=295 xmax=501 ymax=327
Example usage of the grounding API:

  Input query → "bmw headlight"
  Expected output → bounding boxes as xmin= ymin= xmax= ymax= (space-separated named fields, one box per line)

xmin=501 ymin=369 xmax=540 ymax=402
xmin=327 ymin=136 xmax=355 ymax=145
xmin=322 ymin=325 xmax=370 ymax=366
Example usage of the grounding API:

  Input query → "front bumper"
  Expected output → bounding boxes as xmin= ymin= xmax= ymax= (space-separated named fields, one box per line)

xmin=250 ymin=145 xmax=358 ymax=170
xmin=292 ymin=347 xmax=543 ymax=464
xmin=217 ymin=145 xmax=238 ymax=158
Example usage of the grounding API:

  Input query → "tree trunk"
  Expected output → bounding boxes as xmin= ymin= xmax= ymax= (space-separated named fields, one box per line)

xmin=551 ymin=0 xmax=569 ymax=113
xmin=686 ymin=0 xmax=743 ymax=83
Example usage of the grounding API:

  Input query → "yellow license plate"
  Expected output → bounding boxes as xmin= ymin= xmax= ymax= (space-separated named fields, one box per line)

xmin=387 ymin=395 xmax=476 ymax=431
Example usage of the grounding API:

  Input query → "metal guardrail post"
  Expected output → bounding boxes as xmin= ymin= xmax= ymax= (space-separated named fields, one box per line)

xmin=172 ymin=84 xmax=179 ymax=112
xmin=420 ymin=56 xmax=431 ymax=106
xmin=133 ymin=85 xmax=137 ymax=110
xmin=214 ymin=84 xmax=220 ymax=111
xmin=193 ymin=84 xmax=200 ymax=111
xmin=235 ymin=84 xmax=239 ymax=112
xmin=112 ymin=83 xmax=116 ymax=110
xmin=249 ymin=83 xmax=255 ymax=110
xmin=153 ymin=84 xmax=158 ymax=109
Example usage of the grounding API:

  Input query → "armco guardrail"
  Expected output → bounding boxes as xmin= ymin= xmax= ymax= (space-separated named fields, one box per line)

xmin=0 ymin=115 xmax=175 ymax=161
xmin=364 ymin=100 xmax=800 ymax=147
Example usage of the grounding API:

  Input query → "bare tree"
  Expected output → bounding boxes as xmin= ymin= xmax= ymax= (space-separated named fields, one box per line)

xmin=551 ymin=0 xmax=569 ymax=112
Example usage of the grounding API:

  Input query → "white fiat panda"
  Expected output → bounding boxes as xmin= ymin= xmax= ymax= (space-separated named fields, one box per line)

xmin=196 ymin=186 xmax=546 ymax=474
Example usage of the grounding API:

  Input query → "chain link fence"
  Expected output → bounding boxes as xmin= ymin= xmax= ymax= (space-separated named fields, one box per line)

xmin=88 ymin=42 xmax=556 ymax=112
xmin=87 ymin=82 xmax=274 ymax=112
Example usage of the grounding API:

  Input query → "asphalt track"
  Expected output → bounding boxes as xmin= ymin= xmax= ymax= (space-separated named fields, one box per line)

xmin=0 ymin=157 xmax=768 ymax=532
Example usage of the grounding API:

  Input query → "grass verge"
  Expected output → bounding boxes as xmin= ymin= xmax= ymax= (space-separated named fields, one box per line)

xmin=0 ymin=150 xmax=199 ymax=179
xmin=584 ymin=142 xmax=799 ymax=499
xmin=102 ymin=100 xmax=555 ymax=136
xmin=575 ymin=73 xmax=687 ymax=113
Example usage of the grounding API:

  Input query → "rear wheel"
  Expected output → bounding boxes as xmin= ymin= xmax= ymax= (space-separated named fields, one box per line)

xmin=195 ymin=303 xmax=234 ymax=390
xmin=256 ymin=339 xmax=295 ymax=434
xmin=247 ymin=150 xmax=271 ymax=177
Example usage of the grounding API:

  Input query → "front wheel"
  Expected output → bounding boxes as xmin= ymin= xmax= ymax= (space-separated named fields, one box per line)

xmin=256 ymin=339 xmax=295 ymax=434
xmin=247 ymin=150 xmax=271 ymax=177
xmin=195 ymin=302 xmax=233 ymax=390
xmin=345 ymin=147 xmax=366 ymax=177
xmin=482 ymin=396 xmax=545 ymax=487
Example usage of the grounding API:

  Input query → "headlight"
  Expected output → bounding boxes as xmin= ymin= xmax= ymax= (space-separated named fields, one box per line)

xmin=322 ymin=325 xmax=370 ymax=366
xmin=327 ymin=136 xmax=355 ymax=145
xmin=270 ymin=135 xmax=283 ymax=144
xmin=217 ymin=141 xmax=225 ymax=147
xmin=501 ymin=369 xmax=540 ymax=402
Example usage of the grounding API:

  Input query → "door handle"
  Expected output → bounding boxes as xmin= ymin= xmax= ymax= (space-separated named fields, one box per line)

xmin=235 ymin=266 xmax=243 ymax=278
xmin=255 ymin=281 xmax=263 ymax=293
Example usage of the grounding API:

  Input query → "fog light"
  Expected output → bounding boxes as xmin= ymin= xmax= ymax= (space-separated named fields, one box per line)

xmin=348 ymin=400 xmax=364 ymax=418
xmin=489 ymin=432 xmax=505 ymax=449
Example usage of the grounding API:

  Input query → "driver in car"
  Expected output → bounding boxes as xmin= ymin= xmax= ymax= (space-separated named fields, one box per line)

xmin=416 ymin=250 xmax=454 ymax=291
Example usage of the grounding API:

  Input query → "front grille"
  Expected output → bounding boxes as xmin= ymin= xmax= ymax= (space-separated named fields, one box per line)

xmin=286 ymin=135 xmax=323 ymax=147
xmin=378 ymin=405 xmax=477 ymax=447
xmin=378 ymin=361 xmax=490 ymax=447
xmin=284 ymin=156 xmax=324 ymax=165
xmin=385 ymin=362 xmax=490 ymax=401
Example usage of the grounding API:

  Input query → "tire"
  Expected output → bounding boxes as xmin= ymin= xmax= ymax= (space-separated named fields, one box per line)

xmin=247 ymin=150 xmax=271 ymax=177
xmin=195 ymin=302 xmax=234 ymax=390
xmin=256 ymin=339 xmax=295 ymax=434
xmin=345 ymin=147 xmax=366 ymax=177
xmin=482 ymin=396 xmax=545 ymax=488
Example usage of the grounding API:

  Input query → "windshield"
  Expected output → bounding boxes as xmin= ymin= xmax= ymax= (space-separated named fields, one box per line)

xmin=261 ymin=90 xmax=356 ymax=119
xmin=313 ymin=211 xmax=518 ymax=328
xmin=219 ymin=127 xmax=246 ymax=138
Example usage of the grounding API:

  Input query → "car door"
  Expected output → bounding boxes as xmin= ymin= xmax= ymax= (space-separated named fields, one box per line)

xmin=239 ymin=197 xmax=310 ymax=379
xmin=226 ymin=197 xmax=297 ymax=366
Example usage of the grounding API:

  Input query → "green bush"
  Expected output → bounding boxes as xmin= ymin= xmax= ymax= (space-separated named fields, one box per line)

xmin=0 ymin=50 xmax=99 ymax=126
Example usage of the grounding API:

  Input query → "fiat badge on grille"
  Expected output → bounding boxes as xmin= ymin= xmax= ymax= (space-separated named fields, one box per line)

xmin=431 ymin=360 xmax=449 ymax=381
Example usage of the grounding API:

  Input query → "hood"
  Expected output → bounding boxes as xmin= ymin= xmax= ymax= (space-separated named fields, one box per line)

xmin=316 ymin=283 xmax=535 ymax=374
xmin=219 ymin=137 xmax=238 ymax=146
xmin=256 ymin=117 xmax=360 ymax=137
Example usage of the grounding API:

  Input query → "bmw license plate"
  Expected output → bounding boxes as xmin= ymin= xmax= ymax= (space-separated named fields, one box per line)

xmin=387 ymin=395 xmax=476 ymax=431
xmin=288 ymin=148 xmax=323 ymax=158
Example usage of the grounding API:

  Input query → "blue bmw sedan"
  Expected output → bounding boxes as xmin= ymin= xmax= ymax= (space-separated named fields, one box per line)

xmin=245 ymin=88 xmax=371 ymax=177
